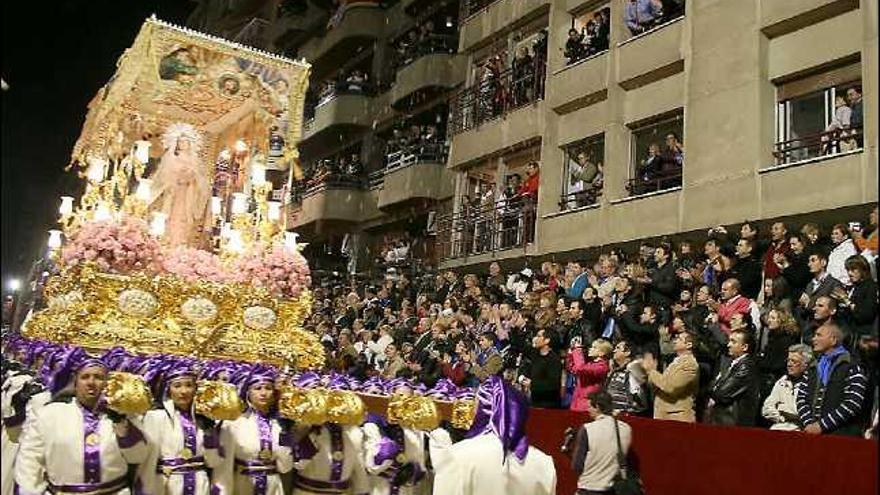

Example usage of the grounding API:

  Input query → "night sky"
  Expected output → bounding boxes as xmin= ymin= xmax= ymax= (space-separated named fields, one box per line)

xmin=1 ymin=0 xmax=193 ymax=292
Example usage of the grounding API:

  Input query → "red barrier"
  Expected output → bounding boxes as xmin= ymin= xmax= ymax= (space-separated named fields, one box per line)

xmin=526 ymin=408 xmax=878 ymax=495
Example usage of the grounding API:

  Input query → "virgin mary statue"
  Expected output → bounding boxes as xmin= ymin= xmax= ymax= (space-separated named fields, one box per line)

xmin=148 ymin=123 xmax=211 ymax=248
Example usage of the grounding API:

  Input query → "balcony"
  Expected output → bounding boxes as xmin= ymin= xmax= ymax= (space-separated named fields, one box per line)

xmin=378 ymin=144 xmax=454 ymax=209
xmin=617 ymin=16 xmax=684 ymax=90
xmin=435 ymin=197 xmax=536 ymax=261
xmin=548 ymin=51 xmax=608 ymax=113
xmin=287 ymin=177 xmax=378 ymax=230
xmin=301 ymin=91 xmax=374 ymax=150
xmin=297 ymin=4 xmax=385 ymax=75
xmin=392 ymin=51 xmax=466 ymax=107
xmin=458 ymin=0 xmax=550 ymax=53
xmin=268 ymin=3 xmax=330 ymax=49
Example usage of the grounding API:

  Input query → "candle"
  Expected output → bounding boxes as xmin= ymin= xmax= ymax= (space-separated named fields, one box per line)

xmin=228 ymin=230 xmax=244 ymax=252
xmin=59 ymin=196 xmax=74 ymax=216
xmin=135 ymin=179 xmax=152 ymax=201
xmin=133 ymin=140 xmax=151 ymax=164
xmin=267 ymin=201 xmax=281 ymax=221
xmin=87 ymin=157 xmax=107 ymax=183
xmin=251 ymin=163 xmax=266 ymax=186
xmin=94 ymin=202 xmax=112 ymax=221
xmin=234 ymin=140 xmax=248 ymax=153
xmin=284 ymin=231 xmax=299 ymax=251
xmin=231 ymin=193 xmax=248 ymax=215
xmin=211 ymin=196 xmax=223 ymax=216
xmin=150 ymin=212 xmax=167 ymax=237
xmin=47 ymin=230 xmax=63 ymax=249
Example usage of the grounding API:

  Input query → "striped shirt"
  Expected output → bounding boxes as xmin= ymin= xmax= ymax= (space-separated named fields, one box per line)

xmin=795 ymin=360 xmax=868 ymax=433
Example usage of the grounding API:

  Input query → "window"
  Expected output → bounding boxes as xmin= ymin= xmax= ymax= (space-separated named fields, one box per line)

xmin=562 ymin=4 xmax=610 ymax=66
xmin=560 ymin=134 xmax=604 ymax=210
xmin=775 ymin=80 xmax=863 ymax=165
xmin=622 ymin=0 xmax=685 ymax=40
xmin=627 ymin=112 xmax=683 ymax=196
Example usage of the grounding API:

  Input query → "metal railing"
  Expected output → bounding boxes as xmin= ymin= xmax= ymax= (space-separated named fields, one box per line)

xmin=385 ymin=141 xmax=448 ymax=171
xmin=461 ymin=0 xmax=500 ymax=19
xmin=559 ymin=185 xmax=602 ymax=211
xmin=625 ymin=168 xmax=682 ymax=196
xmin=773 ymin=126 xmax=864 ymax=165
xmin=394 ymin=33 xmax=458 ymax=71
xmin=434 ymin=197 xmax=536 ymax=259
xmin=448 ymin=62 xmax=546 ymax=136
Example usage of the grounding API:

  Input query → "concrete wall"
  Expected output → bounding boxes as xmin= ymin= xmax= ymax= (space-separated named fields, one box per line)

xmin=378 ymin=162 xmax=456 ymax=208
xmin=441 ymin=0 xmax=877 ymax=268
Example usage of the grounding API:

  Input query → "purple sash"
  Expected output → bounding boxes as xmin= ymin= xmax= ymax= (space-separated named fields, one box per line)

xmin=79 ymin=405 xmax=101 ymax=485
xmin=178 ymin=411 xmax=198 ymax=495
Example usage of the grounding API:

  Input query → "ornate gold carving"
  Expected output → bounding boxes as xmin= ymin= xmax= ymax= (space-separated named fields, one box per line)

xmin=194 ymin=380 xmax=243 ymax=421
xmin=105 ymin=371 xmax=154 ymax=415
xmin=23 ymin=264 xmax=323 ymax=369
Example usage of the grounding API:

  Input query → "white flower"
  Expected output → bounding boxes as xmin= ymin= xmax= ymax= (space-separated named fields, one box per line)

xmin=243 ymin=306 xmax=277 ymax=330
xmin=181 ymin=297 xmax=218 ymax=324
xmin=48 ymin=291 xmax=84 ymax=311
xmin=117 ymin=289 xmax=159 ymax=318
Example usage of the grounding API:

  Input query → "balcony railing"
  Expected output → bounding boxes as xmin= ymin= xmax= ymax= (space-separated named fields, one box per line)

xmin=435 ymin=197 xmax=535 ymax=259
xmin=291 ymin=173 xmax=369 ymax=205
xmin=558 ymin=184 xmax=602 ymax=211
xmin=385 ymin=141 xmax=448 ymax=172
xmin=625 ymin=168 xmax=682 ymax=196
xmin=773 ymin=126 xmax=864 ymax=166
xmin=394 ymin=34 xmax=458 ymax=71
xmin=461 ymin=0 xmax=500 ymax=19
xmin=448 ymin=62 xmax=546 ymax=136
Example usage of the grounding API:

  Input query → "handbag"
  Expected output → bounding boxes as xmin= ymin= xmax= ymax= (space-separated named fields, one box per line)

xmin=611 ymin=416 xmax=644 ymax=495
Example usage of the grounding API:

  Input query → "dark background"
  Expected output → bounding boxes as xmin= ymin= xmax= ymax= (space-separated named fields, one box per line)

xmin=1 ymin=0 xmax=193 ymax=293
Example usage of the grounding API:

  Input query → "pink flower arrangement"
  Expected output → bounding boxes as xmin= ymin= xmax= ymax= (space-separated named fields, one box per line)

xmin=231 ymin=243 xmax=311 ymax=298
xmin=162 ymin=246 xmax=230 ymax=283
xmin=60 ymin=218 xmax=163 ymax=274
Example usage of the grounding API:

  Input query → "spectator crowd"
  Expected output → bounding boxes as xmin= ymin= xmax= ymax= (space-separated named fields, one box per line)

xmin=306 ymin=205 xmax=878 ymax=437
xmin=563 ymin=7 xmax=611 ymax=65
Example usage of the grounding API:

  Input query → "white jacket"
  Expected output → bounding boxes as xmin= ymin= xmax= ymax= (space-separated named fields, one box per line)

xmin=828 ymin=239 xmax=858 ymax=285
xmin=761 ymin=375 xmax=801 ymax=431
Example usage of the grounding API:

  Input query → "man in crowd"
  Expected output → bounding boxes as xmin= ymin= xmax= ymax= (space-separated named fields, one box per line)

xmin=763 ymin=222 xmax=790 ymax=280
xmin=642 ymin=331 xmax=699 ymax=422
xmin=762 ymin=343 xmax=813 ymax=431
xmin=733 ymin=238 xmax=762 ymax=300
xmin=570 ymin=391 xmax=632 ymax=494
xmin=520 ymin=329 xmax=563 ymax=408
xmin=606 ymin=341 xmax=649 ymax=415
xmin=797 ymin=322 xmax=870 ymax=436
xmin=708 ymin=329 xmax=760 ymax=426
xmin=713 ymin=279 xmax=758 ymax=335
xmin=799 ymin=249 xmax=843 ymax=317
xmin=471 ymin=331 xmax=503 ymax=381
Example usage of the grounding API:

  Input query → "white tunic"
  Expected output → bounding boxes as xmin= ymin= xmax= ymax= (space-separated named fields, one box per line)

xmin=215 ymin=411 xmax=293 ymax=495
xmin=139 ymin=407 xmax=225 ymax=495
xmin=361 ymin=423 xmax=427 ymax=495
xmin=1 ymin=373 xmax=33 ymax=495
xmin=15 ymin=400 xmax=149 ymax=495
xmin=292 ymin=424 xmax=369 ymax=495
xmin=2 ymin=389 xmax=51 ymax=495
xmin=428 ymin=430 xmax=556 ymax=495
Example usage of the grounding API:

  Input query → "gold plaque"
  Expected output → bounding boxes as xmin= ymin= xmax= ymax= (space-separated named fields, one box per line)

xmin=85 ymin=433 xmax=100 ymax=446
xmin=395 ymin=453 xmax=407 ymax=464
xmin=259 ymin=449 xmax=273 ymax=461
xmin=331 ymin=451 xmax=344 ymax=462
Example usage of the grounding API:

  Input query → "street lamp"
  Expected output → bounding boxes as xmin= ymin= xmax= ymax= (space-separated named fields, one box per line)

xmin=7 ymin=278 xmax=21 ymax=293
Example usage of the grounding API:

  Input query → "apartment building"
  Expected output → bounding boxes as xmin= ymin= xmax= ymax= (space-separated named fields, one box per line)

xmin=189 ymin=0 xmax=878 ymax=275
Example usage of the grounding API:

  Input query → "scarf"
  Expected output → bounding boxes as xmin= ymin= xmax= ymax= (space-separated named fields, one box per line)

xmin=817 ymin=346 xmax=847 ymax=386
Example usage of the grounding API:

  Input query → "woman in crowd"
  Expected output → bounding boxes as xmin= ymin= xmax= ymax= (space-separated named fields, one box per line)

xmin=828 ymin=224 xmax=859 ymax=285
xmin=565 ymin=338 xmax=612 ymax=412
xmin=835 ymin=255 xmax=878 ymax=341
xmin=758 ymin=309 xmax=800 ymax=397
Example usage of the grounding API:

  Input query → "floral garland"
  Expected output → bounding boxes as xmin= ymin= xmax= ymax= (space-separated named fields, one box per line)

xmin=60 ymin=218 xmax=163 ymax=274
xmin=231 ymin=243 xmax=311 ymax=299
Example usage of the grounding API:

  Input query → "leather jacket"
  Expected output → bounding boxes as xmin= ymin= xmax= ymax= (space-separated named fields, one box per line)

xmin=709 ymin=353 xmax=760 ymax=426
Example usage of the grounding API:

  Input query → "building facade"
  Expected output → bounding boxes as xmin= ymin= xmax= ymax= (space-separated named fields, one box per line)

xmin=189 ymin=0 xmax=878 ymax=275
